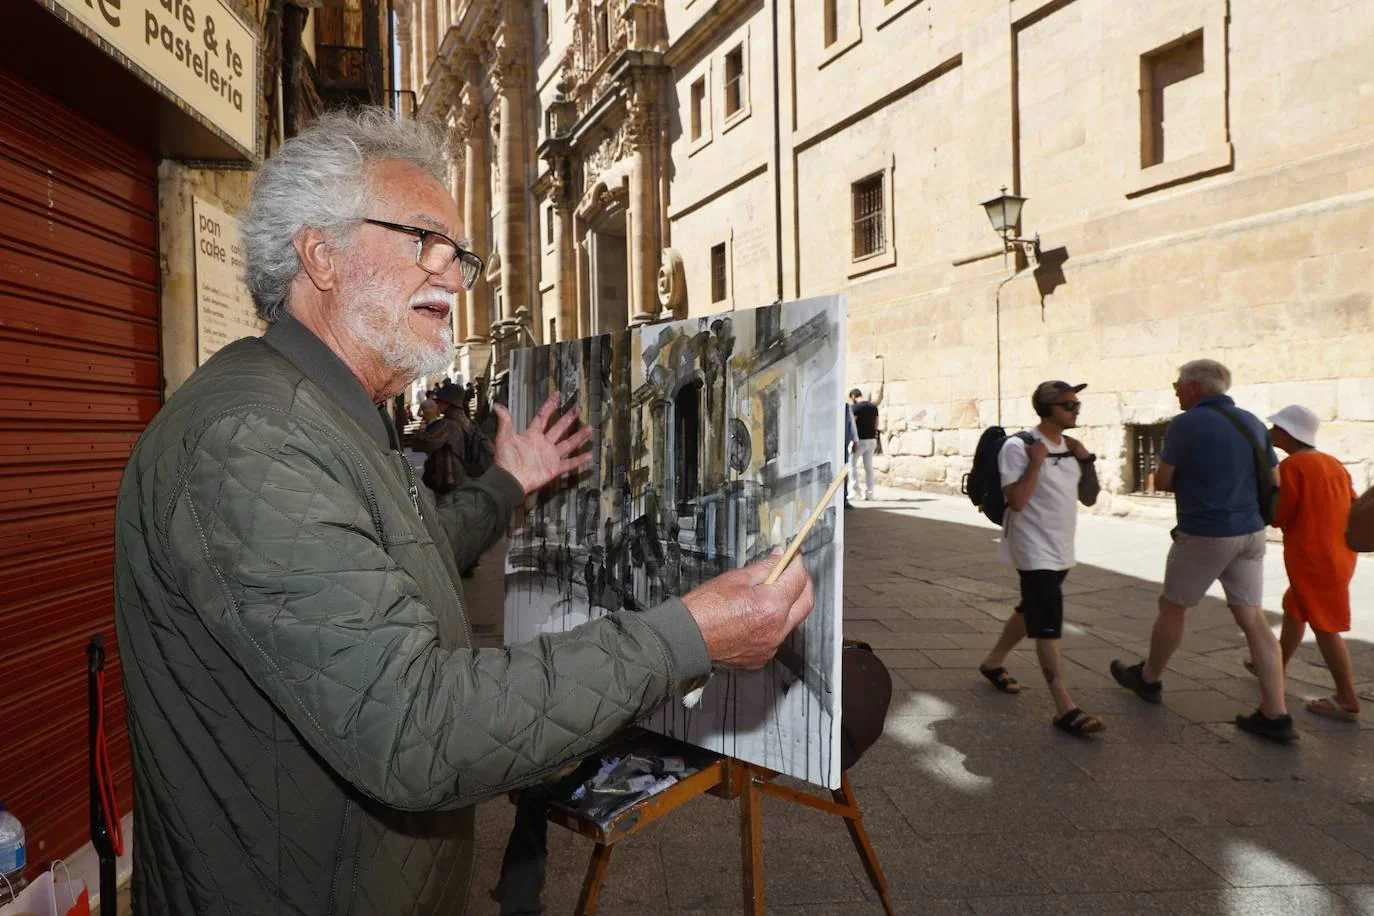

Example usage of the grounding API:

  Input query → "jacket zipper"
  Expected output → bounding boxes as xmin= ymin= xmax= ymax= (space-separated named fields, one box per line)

xmin=398 ymin=450 xmax=423 ymax=519
xmin=395 ymin=450 xmax=475 ymax=649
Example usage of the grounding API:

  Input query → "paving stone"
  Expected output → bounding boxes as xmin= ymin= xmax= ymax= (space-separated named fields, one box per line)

xmin=1162 ymin=688 xmax=1257 ymax=723
xmin=1056 ymin=780 xmax=1235 ymax=831
xmin=856 ymin=631 xmax=963 ymax=651
xmin=1333 ymin=885 xmax=1374 ymax=915
xmin=844 ymin=603 xmax=918 ymax=620
xmin=873 ymin=648 xmax=938 ymax=669
xmin=1323 ymin=823 xmax=1374 ymax=861
xmin=1166 ymin=824 xmax=1374 ymax=886
xmin=1151 ymin=886 xmax=1359 ymax=916
xmin=1053 ymin=741 xmax=1229 ymax=782
xmin=882 ymin=616 xmax=983 ymax=634
xmin=906 ymin=832 xmax=1055 ymax=898
xmin=1019 ymin=828 xmax=1228 ymax=893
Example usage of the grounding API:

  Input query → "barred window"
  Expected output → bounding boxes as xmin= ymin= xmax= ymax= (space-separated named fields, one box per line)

xmin=724 ymin=47 xmax=744 ymax=117
xmin=711 ymin=243 xmax=727 ymax=302
xmin=1129 ymin=423 xmax=1170 ymax=494
xmin=852 ymin=174 xmax=885 ymax=259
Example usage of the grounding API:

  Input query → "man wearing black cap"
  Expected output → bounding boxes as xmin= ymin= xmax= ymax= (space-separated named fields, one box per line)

xmin=978 ymin=381 xmax=1103 ymax=736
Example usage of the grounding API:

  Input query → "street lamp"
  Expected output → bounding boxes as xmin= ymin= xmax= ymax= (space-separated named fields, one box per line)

xmin=980 ymin=186 xmax=1041 ymax=266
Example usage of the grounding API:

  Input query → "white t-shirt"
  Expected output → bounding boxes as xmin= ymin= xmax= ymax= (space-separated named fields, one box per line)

xmin=997 ymin=428 xmax=1081 ymax=571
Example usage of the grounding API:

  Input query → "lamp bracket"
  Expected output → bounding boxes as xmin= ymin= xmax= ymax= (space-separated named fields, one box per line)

xmin=1002 ymin=233 xmax=1041 ymax=267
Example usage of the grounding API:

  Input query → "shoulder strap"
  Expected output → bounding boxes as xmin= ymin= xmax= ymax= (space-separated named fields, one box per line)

xmin=1199 ymin=402 xmax=1269 ymax=470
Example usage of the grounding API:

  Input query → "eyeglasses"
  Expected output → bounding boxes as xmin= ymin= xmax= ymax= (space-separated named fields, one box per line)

xmin=1053 ymin=401 xmax=1081 ymax=412
xmin=361 ymin=218 xmax=485 ymax=290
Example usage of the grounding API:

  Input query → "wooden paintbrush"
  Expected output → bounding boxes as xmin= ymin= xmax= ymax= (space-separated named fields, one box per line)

xmin=682 ymin=465 xmax=849 ymax=708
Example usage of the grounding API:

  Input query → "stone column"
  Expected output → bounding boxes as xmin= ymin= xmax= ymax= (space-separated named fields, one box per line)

xmin=549 ymin=158 xmax=577 ymax=342
xmin=492 ymin=42 xmax=530 ymax=329
xmin=461 ymin=92 xmax=492 ymax=342
xmin=395 ymin=4 xmax=414 ymax=96
xmin=448 ymin=115 xmax=469 ymax=343
xmin=576 ymin=226 xmax=592 ymax=338
xmin=626 ymin=69 xmax=662 ymax=327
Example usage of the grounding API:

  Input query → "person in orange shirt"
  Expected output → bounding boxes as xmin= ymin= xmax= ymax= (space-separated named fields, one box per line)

xmin=1245 ymin=405 xmax=1360 ymax=720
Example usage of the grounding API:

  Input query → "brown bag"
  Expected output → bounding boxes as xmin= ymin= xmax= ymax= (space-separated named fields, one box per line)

xmin=422 ymin=444 xmax=462 ymax=495
xmin=1348 ymin=485 xmax=1374 ymax=552
xmin=839 ymin=639 xmax=892 ymax=771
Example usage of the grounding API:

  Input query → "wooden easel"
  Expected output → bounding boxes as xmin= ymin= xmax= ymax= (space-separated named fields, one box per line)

xmin=534 ymin=748 xmax=896 ymax=915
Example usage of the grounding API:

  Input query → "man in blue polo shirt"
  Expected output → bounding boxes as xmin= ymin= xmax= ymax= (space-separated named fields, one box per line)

xmin=1111 ymin=359 xmax=1293 ymax=743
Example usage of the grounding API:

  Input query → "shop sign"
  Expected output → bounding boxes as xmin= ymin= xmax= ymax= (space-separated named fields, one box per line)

xmin=193 ymin=197 xmax=263 ymax=364
xmin=48 ymin=0 xmax=257 ymax=153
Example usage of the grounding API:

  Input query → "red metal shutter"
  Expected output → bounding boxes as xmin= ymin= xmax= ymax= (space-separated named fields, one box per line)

xmin=0 ymin=66 xmax=160 ymax=868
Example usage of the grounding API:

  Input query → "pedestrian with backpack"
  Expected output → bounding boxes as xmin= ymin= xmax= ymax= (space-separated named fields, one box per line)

xmin=977 ymin=380 xmax=1105 ymax=737
xmin=1109 ymin=359 xmax=1295 ymax=743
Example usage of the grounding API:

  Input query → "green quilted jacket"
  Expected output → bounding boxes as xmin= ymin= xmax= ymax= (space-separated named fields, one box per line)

xmin=113 ymin=317 xmax=709 ymax=915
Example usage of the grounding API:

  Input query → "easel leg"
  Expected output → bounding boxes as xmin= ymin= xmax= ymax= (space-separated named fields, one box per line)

xmin=575 ymin=843 xmax=614 ymax=916
xmin=833 ymin=773 xmax=896 ymax=916
xmin=739 ymin=767 xmax=766 ymax=915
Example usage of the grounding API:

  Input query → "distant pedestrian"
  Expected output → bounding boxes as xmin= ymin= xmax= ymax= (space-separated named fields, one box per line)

xmin=1110 ymin=360 xmax=1294 ymax=743
xmin=849 ymin=382 xmax=883 ymax=500
xmin=844 ymin=400 xmax=859 ymax=509
xmin=413 ymin=383 xmax=496 ymax=563
xmin=978 ymin=381 xmax=1104 ymax=736
xmin=1242 ymin=405 xmax=1359 ymax=721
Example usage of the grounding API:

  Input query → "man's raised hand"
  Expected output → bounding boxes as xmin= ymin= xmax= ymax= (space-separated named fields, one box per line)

xmin=492 ymin=394 xmax=593 ymax=496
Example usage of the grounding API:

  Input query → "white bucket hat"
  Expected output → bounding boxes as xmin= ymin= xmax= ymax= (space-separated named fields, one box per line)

xmin=1268 ymin=404 xmax=1320 ymax=448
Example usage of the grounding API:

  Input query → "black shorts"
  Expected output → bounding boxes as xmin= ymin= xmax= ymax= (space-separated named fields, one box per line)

xmin=1015 ymin=569 xmax=1069 ymax=640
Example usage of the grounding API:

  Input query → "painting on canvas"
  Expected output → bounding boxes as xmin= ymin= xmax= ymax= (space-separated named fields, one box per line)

xmin=504 ymin=297 xmax=845 ymax=789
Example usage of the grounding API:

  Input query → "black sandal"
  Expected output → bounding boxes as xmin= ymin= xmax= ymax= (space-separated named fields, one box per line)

xmin=979 ymin=666 xmax=1021 ymax=694
xmin=1054 ymin=708 xmax=1105 ymax=737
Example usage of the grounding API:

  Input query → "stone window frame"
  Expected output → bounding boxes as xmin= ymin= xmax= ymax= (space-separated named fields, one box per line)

xmin=876 ymin=0 xmax=924 ymax=32
xmin=819 ymin=0 xmax=861 ymax=69
xmin=1125 ymin=5 xmax=1232 ymax=198
xmin=709 ymin=235 xmax=734 ymax=307
xmin=686 ymin=59 xmax=713 ymax=156
xmin=543 ymin=202 xmax=556 ymax=255
xmin=721 ymin=32 xmax=752 ymax=133
xmin=847 ymin=150 xmax=897 ymax=278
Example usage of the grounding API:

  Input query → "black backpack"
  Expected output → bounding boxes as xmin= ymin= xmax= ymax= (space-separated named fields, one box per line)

xmin=961 ymin=427 xmax=1033 ymax=526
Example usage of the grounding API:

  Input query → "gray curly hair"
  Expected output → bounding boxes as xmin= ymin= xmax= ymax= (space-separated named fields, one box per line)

xmin=241 ymin=108 xmax=450 ymax=323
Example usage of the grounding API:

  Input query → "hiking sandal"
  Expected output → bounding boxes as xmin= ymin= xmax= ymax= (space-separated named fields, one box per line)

xmin=1054 ymin=708 xmax=1105 ymax=737
xmin=979 ymin=666 xmax=1021 ymax=694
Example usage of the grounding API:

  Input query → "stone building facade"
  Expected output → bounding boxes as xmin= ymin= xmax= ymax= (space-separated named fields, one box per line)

xmin=404 ymin=0 xmax=1374 ymax=517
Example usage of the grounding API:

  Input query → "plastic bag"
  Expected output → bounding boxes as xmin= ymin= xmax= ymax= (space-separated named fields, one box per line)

xmin=0 ymin=865 xmax=88 ymax=916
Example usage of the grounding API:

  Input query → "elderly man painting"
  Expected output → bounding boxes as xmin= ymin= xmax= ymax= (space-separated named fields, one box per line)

xmin=114 ymin=110 xmax=813 ymax=915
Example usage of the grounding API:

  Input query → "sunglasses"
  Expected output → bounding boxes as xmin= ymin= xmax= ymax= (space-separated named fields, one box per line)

xmin=1053 ymin=401 xmax=1082 ymax=412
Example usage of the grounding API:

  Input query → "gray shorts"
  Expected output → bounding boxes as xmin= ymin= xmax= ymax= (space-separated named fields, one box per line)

xmin=1162 ymin=530 xmax=1266 ymax=609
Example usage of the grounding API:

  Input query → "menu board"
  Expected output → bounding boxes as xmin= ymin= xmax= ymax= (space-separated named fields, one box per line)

xmin=194 ymin=197 xmax=264 ymax=364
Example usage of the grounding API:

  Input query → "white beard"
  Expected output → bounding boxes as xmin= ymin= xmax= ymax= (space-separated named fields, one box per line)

xmin=340 ymin=276 xmax=454 ymax=379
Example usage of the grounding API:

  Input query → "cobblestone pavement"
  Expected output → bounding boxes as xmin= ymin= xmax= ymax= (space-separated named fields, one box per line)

xmin=459 ymin=487 xmax=1374 ymax=915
